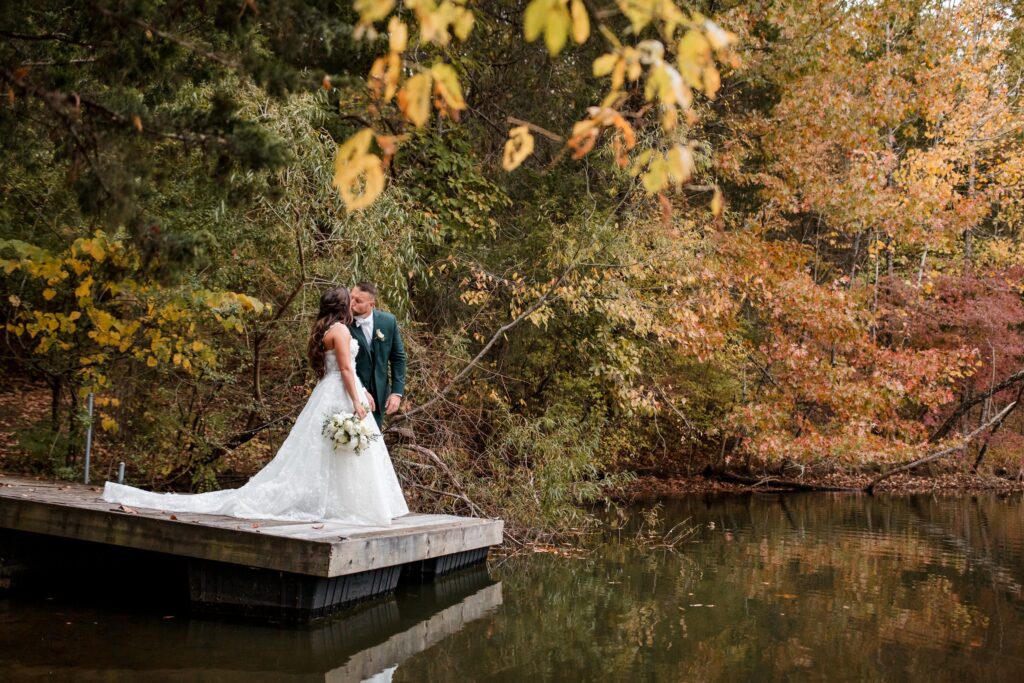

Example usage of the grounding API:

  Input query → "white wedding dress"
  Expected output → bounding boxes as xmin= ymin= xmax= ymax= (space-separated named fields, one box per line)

xmin=103 ymin=335 xmax=409 ymax=525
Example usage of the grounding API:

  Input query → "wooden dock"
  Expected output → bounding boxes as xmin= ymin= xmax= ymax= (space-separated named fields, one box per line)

xmin=0 ymin=474 xmax=503 ymax=621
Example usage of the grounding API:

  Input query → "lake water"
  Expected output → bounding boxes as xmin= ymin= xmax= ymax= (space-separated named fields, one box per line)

xmin=2 ymin=493 xmax=1023 ymax=681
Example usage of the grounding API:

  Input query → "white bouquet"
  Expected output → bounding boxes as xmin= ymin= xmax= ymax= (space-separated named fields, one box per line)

xmin=322 ymin=408 xmax=378 ymax=455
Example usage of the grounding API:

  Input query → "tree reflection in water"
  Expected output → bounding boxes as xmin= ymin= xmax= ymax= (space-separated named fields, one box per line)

xmin=396 ymin=494 xmax=1024 ymax=682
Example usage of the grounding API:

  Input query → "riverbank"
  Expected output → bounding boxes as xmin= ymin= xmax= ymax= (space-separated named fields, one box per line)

xmin=615 ymin=472 xmax=1024 ymax=502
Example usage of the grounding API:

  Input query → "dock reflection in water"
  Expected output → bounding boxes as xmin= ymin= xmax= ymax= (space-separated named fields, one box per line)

xmin=0 ymin=566 xmax=502 ymax=682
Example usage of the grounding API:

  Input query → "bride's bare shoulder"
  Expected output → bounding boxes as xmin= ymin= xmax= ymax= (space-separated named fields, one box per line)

xmin=322 ymin=321 xmax=351 ymax=349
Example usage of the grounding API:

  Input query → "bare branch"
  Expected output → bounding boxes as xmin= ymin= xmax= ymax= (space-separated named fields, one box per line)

xmin=866 ymin=401 xmax=1017 ymax=493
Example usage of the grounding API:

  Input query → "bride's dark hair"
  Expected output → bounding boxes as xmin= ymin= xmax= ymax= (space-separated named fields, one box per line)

xmin=308 ymin=286 xmax=353 ymax=377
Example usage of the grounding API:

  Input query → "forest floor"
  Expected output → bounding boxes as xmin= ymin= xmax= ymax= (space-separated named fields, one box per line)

xmin=0 ymin=376 xmax=50 ymax=471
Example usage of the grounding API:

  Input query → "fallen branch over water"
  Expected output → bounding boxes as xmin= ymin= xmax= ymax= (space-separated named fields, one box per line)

xmin=708 ymin=470 xmax=860 ymax=492
xmin=865 ymin=401 xmax=1017 ymax=494
xmin=929 ymin=369 xmax=1024 ymax=441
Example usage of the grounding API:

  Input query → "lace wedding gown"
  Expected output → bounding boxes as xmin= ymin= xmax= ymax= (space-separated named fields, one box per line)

xmin=103 ymin=336 xmax=409 ymax=525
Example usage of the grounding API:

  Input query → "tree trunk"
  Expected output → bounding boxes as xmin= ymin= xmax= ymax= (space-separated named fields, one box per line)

xmin=49 ymin=376 xmax=61 ymax=431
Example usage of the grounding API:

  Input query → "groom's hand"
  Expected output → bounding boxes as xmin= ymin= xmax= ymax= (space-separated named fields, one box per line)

xmin=364 ymin=391 xmax=376 ymax=412
xmin=385 ymin=394 xmax=402 ymax=415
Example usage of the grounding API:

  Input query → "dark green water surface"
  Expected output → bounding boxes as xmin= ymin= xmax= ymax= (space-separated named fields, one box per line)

xmin=2 ymin=493 xmax=1023 ymax=681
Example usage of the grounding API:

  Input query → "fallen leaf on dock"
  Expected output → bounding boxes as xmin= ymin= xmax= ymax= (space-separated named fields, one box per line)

xmin=169 ymin=514 xmax=178 ymax=520
xmin=312 ymin=524 xmax=325 ymax=529
xmin=251 ymin=523 xmax=260 ymax=528
xmin=114 ymin=504 xmax=137 ymax=514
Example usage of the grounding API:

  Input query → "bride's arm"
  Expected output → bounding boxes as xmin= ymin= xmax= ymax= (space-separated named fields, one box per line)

xmin=328 ymin=326 xmax=368 ymax=420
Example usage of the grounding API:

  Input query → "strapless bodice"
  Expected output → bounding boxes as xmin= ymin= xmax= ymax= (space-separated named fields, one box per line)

xmin=324 ymin=337 xmax=359 ymax=374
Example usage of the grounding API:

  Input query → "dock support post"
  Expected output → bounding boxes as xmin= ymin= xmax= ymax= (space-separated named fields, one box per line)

xmin=83 ymin=392 xmax=94 ymax=485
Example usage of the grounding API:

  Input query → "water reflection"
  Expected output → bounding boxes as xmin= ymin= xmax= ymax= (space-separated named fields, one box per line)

xmin=0 ymin=566 xmax=502 ymax=682
xmin=4 ymin=494 xmax=1024 ymax=681
xmin=394 ymin=494 xmax=1024 ymax=682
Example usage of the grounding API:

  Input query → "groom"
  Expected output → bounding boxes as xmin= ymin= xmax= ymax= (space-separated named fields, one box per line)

xmin=349 ymin=282 xmax=407 ymax=427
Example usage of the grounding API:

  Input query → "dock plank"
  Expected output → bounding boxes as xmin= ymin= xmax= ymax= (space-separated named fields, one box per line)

xmin=0 ymin=474 xmax=503 ymax=578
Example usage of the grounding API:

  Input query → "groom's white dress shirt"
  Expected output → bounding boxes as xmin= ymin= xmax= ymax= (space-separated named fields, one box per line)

xmin=355 ymin=313 xmax=373 ymax=346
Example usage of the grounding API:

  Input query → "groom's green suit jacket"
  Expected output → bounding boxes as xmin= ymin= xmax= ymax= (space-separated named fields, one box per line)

xmin=349 ymin=309 xmax=406 ymax=427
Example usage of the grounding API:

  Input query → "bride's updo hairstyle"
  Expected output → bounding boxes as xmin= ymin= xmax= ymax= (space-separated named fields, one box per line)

xmin=308 ymin=286 xmax=353 ymax=377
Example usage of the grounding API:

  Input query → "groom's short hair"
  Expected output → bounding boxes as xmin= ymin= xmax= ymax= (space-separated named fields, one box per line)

xmin=354 ymin=281 xmax=378 ymax=300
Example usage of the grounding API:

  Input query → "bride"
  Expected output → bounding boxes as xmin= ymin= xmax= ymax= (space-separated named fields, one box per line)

xmin=103 ymin=286 xmax=410 ymax=526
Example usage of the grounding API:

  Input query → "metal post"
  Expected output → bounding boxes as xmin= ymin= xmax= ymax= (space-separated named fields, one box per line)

xmin=84 ymin=392 xmax=94 ymax=485
xmin=117 ymin=462 xmax=125 ymax=484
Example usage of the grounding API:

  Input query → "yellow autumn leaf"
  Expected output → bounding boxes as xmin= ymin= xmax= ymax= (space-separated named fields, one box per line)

xmin=703 ymin=20 xmax=737 ymax=51
xmin=333 ymin=129 xmax=375 ymax=183
xmin=335 ymin=155 xmax=386 ymax=211
xmin=629 ymin=149 xmax=654 ymax=177
xmin=369 ymin=52 xmax=402 ymax=102
xmin=636 ymin=39 xmax=664 ymax=64
xmin=388 ymin=17 xmax=408 ymax=53
xmin=524 ymin=0 xmax=553 ymax=43
xmin=431 ymin=63 xmax=466 ymax=111
xmin=642 ymin=156 xmax=669 ymax=194
xmin=80 ymin=239 xmax=106 ymax=263
xmin=678 ymin=29 xmax=712 ymax=64
xmin=397 ymin=71 xmax=433 ymax=127
xmin=570 ymin=0 xmax=589 ymax=44
xmin=667 ymin=144 xmax=695 ymax=186
xmin=43 ymin=288 xmax=56 ymax=300
xmin=710 ymin=187 xmax=724 ymax=217
xmin=146 ymin=356 xmax=158 ymax=367
xmin=678 ymin=30 xmax=711 ymax=88
xmin=618 ymin=0 xmax=656 ymax=33
xmin=703 ymin=65 xmax=721 ymax=98
xmin=100 ymin=415 xmax=118 ymax=432
xmin=354 ymin=0 xmax=394 ymax=25
xmin=75 ymin=276 xmax=93 ymax=299
xmin=544 ymin=3 xmax=571 ymax=56
xmin=502 ymin=125 xmax=535 ymax=171
xmin=453 ymin=8 xmax=475 ymax=41
xmin=593 ymin=53 xmax=618 ymax=77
